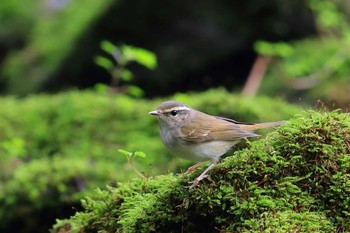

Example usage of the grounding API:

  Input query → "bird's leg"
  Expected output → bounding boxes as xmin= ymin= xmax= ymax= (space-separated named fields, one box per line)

xmin=183 ymin=161 xmax=205 ymax=176
xmin=187 ymin=158 xmax=219 ymax=189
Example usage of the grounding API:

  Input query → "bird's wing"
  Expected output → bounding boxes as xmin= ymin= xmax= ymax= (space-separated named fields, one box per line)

xmin=215 ymin=116 xmax=285 ymax=130
xmin=180 ymin=114 xmax=259 ymax=143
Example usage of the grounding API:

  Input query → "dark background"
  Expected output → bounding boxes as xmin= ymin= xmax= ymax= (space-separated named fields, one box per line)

xmin=0 ymin=0 xmax=315 ymax=97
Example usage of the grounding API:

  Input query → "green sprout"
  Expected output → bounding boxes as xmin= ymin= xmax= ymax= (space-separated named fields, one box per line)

xmin=118 ymin=149 xmax=147 ymax=180
xmin=94 ymin=41 xmax=157 ymax=97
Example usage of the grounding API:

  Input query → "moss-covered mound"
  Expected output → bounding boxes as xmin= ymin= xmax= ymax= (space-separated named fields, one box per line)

xmin=52 ymin=110 xmax=350 ymax=232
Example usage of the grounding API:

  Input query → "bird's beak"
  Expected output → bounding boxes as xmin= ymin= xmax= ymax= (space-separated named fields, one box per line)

xmin=149 ymin=110 xmax=160 ymax=115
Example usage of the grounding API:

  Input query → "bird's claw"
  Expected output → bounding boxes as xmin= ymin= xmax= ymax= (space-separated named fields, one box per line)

xmin=183 ymin=175 xmax=208 ymax=189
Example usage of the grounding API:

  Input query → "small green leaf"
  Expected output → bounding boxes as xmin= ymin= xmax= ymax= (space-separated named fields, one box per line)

xmin=118 ymin=149 xmax=132 ymax=157
xmin=93 ymin=83 xmax=108 ymax=94
xmin=101 ymin=40 xmax=117 ymax=54
xmin=134 ymin=151 xmax=146 ymax=158
xmin=94 ymin=56 xmax=114 ymax=70
xmin=254 ymin=41 xmax=294 ymax=57
xmin=120 ymin=69 xmax=133 ymax=81
xmin=121 ymin=45 xmax=157 ymax=69
xmin=127 ymin=85 xmax=144 ymax=98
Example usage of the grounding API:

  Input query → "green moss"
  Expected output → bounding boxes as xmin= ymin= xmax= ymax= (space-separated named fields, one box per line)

xmin=242 ymin=211 xmax=334 ymax=232
xmin=52 ymin=110 xmax=350 ymax=232
xmin=0 ymin=88 xmax=299 ymax=232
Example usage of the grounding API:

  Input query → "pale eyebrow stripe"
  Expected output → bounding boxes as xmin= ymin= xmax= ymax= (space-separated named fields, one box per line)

xmin=163 ymin=106 xmax=191 ymax=112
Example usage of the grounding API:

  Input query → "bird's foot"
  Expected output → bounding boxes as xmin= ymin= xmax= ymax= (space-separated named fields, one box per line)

xmin=182 ymin=161 xmax=205 ymax=177
xmin=184 ymin=174 xmax=208 ymax=189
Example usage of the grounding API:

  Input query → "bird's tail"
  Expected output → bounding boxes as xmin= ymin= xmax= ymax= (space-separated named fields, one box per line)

xmin=239 ymin=121 xmax=286 ymax=131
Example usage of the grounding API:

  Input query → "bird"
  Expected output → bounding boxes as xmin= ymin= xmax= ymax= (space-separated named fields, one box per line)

xmin=149 ymin=101 xmax=284 ymax=189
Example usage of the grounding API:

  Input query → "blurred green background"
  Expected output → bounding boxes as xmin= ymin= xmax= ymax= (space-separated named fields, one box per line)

xmin=0 ymin=0 xmax=349 ymax=232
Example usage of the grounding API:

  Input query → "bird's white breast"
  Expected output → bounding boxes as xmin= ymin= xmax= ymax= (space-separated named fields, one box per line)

xmin=160 ymin=124 xmax=237 ymax=161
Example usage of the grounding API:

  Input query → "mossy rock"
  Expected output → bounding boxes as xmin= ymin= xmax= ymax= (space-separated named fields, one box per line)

xmin=52 ymin=110 xmax=350 ymax=232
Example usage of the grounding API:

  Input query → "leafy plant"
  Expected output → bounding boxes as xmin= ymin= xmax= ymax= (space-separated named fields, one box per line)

xmin=118 ymin=149 xmax=147 ymax=180
xmin=95 ymin=41 xmax=157 ymax=97
xmin=252 ymin=0 xmax=350 ymax=110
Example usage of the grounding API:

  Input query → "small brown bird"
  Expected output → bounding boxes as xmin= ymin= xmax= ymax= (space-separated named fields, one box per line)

xmin=149 ymin=101 xmax=284 ymax=188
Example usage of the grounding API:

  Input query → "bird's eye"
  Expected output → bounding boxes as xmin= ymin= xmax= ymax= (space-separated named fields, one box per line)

xmin=170 ymin=110 xmax=178 ymax=116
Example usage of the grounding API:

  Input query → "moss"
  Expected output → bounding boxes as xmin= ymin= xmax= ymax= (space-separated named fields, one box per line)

xmin=0 ymin=88 xmax=299 ymax=232
xmin=52 ymin=110 xmax=350 ymax=232
xmin=241 ymin=211 xmax=334 ymax=232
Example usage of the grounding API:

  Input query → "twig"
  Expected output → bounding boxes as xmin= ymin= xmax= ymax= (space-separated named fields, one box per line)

xmin=128 ymin=158 xmax=147 ymax=180
xmin=242 ymin=55 xmax=271 ymax=96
